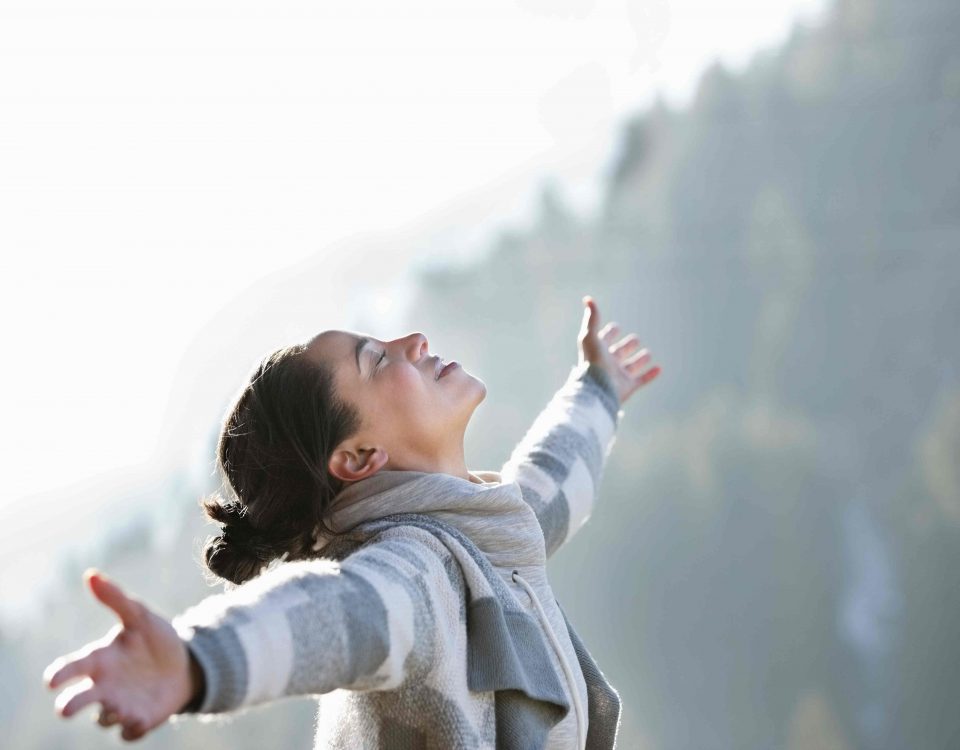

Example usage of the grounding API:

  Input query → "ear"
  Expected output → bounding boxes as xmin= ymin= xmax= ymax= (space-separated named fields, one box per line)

xmin=327 ymin=444 xmax=389 ymax=484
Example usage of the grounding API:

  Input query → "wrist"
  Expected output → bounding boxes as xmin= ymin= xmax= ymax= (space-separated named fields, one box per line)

xmin=582 ymin=361 xmax=620 ymax=403
xmin=178 ymin=645 xmax=207 ymax=713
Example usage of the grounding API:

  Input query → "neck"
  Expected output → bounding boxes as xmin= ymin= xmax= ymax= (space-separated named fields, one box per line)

xmin=384 ymin=442 xmax=472 ymax=484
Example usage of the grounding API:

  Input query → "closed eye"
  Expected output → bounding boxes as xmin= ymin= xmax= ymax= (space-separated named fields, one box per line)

xmin=376 ymin=350 xmax=386 ymax=369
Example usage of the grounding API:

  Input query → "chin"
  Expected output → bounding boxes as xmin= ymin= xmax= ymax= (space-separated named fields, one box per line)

xmin=468 ymin=374 xmax=487 ymax=401
xmin=458 ymin=376 xmax=486 ymax=412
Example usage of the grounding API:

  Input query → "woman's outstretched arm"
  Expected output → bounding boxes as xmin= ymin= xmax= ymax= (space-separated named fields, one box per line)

xmin=500 ymin=295 xmax=660 ymax=559
xmin=171 ymin=527 xmax=459 ymax=715
xmin=44 ymin=527 xmax=461 ymax=738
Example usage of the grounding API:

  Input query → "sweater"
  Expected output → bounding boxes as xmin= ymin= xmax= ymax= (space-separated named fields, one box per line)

xmin=171 ymin=360 xmax=625 ymax=749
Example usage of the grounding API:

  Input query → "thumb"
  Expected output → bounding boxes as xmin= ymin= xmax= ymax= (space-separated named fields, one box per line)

xmin=85 ymin=568 xmax=143 ymax=628
xmin=580 ymin=295 xmax=597 ymax=336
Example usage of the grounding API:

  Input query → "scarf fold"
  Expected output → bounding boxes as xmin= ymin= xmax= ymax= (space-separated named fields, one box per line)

xmin=309 ymin=469 xmax=620 ymax=749
xmin=312 ymin=468 xmax=547 ymax=569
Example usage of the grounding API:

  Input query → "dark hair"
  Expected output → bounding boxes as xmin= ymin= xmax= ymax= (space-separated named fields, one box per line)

xmin=198 ymin=342 xmax=363 ymax=587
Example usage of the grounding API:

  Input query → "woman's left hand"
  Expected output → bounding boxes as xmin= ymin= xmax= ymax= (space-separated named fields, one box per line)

xmin=43 ymin=569 xmax=196 ymax=742
xmin=577 ymin=295 xmax=661 ymax=406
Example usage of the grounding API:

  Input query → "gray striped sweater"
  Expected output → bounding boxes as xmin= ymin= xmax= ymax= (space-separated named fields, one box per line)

xmin=171 ymin=361 xmax=625 ymax=748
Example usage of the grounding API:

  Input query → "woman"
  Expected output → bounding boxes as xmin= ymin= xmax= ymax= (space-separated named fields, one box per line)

xmin=43 ymin=294 xmax=660 ymax=748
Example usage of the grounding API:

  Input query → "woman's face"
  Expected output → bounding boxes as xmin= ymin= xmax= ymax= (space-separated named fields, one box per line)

xmin=304 ymin=330 xmax=486 ymax=483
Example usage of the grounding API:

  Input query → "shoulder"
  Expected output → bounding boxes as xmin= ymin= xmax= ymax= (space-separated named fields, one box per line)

xmin=352 ymin=525 xmax=452 ymax=565
xmin=338 ymin=524 xmax=467 ymax=592
xmin=337 ymin=526 xmax=470 ymax=634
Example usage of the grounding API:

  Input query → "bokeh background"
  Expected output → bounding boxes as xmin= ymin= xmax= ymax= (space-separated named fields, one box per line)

xmin=3 ymin=0 xmax=959 ymax=747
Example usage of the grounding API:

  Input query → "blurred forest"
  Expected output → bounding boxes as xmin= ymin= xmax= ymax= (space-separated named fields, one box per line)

xmin=10 ymin=0 xmax=960 ymax=747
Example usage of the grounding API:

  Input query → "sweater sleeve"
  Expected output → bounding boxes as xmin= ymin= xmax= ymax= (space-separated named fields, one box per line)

xmin=171 ymin=528 xmax=459 ymax=716
xmin=499 ymin=361 xmax=624 ymax=559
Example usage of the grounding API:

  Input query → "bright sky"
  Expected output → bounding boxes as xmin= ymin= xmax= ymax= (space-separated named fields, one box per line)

xmin=0 ymin=0 xmax=830 ymax=624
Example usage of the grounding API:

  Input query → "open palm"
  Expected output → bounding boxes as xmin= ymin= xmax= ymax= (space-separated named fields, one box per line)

xmin=43 ymin=569 xmax=194 ymax=742
xmin=577 ymin=294 xmax=661 ymax=406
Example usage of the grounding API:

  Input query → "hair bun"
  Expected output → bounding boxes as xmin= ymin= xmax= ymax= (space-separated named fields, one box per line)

xmin=199 ymin=495 xmax=274 ymax=586
xmin=218 ymin=500 xmax=255 ymax=545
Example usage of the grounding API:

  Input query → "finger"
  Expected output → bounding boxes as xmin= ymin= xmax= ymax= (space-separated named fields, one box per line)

xmin=45 ymin=644 xmax=103 ymax=690
xmin=598 ymin=322 xmax=620 ymax=343
xmin=55 ymin=677 xmax=101 ymax=718
xmin=85 ymin=568 xmax=144 ymax=629
xmin=97 ymin=707 xmax=122 ymax=728
xmin=611 ymin=334 xmax=641 ymax=358
xmin=638 ymin=365 xmax=661 ymax=384
xmin=623 ymin=348 xmax=652 ymax=371
xmin=580 ymin=296 xmax=598 ymax=336
xmin=122 ymin=719 xmax=148 ymax=742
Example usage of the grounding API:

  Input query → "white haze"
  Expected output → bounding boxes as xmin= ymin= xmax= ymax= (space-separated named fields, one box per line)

xmin=0 ymin=0 xmax=830 ymax=628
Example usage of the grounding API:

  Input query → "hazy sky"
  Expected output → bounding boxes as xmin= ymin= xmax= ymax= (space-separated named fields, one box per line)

xmin=0 ymin=0 xmax=830 ymax=613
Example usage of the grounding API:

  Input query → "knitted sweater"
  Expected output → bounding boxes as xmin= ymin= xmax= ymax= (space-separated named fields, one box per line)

xmin=171 ymin=361 xmax=625 ymax=749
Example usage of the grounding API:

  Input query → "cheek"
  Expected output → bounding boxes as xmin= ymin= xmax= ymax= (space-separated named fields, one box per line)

xmin=386 ymin=369 xmax=440 ymax=413
xmin=390 ymin=367 xmax=431 ymax=391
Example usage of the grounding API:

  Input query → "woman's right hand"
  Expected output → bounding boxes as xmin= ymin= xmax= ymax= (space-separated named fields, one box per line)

xmin=43 ymin=568 xmax=197 ymax=742
xmin=578 ymin=295 xmax=661 ymax=406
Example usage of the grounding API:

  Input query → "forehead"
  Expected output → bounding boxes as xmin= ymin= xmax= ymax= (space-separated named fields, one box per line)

xmin=305 ymin=330 xmax=376 ymax=377
xmin=307 ymin=330 xmax=356 ymax=360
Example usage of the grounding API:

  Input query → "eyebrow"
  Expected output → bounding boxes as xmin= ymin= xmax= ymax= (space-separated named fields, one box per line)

xmin=354 ymin=336 xmax=370 ymax=376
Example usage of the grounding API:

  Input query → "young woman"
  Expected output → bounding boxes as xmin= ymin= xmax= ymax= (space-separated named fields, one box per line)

xmin=43 ymin=294 xmax=660 ymax=748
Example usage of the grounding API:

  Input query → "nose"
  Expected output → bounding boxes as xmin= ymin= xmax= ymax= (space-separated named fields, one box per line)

xmin=402 ymin=332 xmax=429 ymax=362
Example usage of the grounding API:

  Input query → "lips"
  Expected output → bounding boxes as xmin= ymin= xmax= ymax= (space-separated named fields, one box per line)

xmin=433 ymin=355 xmax=459 ymax=380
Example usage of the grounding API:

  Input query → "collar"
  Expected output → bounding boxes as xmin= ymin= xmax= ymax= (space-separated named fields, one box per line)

xmin=311 ymin=469 xmax=547 ymax=569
